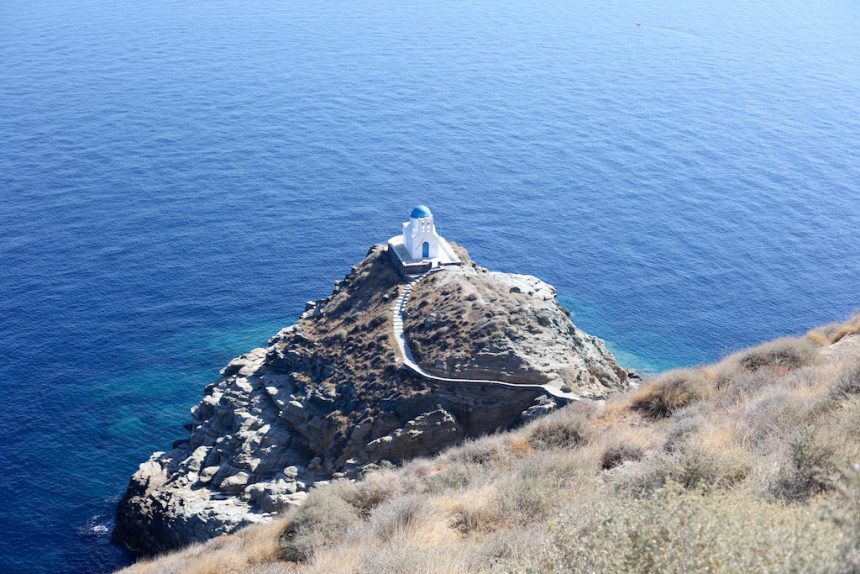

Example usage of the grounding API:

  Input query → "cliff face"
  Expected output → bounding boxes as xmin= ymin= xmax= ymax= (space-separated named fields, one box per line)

xmin=113 ymin=245 xmax=627 ymax=553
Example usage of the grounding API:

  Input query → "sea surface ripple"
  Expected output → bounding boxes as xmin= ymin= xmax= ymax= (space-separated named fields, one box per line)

xmin=0 ymin=0 xmax=858 ymax=571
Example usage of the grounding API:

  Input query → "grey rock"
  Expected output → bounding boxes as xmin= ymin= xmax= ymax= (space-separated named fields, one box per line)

xmin=521 ymin=399 xmax=558 ymax=423
xmin=366 ymin=408 xmax=464 ymax=462
xmin=220 ymin=472 xmax=250 ymax=494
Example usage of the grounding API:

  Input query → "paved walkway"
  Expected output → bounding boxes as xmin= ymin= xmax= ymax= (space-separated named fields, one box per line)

xmin=391 ymin=271 xmax=579 ymax=403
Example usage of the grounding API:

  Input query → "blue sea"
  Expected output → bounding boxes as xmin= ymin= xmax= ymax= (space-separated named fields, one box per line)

xmin=1 ymin=0 xmax=858 ymax=571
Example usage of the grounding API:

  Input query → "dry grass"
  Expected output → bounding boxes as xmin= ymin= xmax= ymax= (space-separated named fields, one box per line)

xmin=738 ymin=337 xmax=819 ymax=372
xmin=629 ymin=368 xmax=713 ymax=418
xmin=526 ymin=409 xmax=593 ymax=449
xmin=120 ymin=316 xmax=860 ymax=574
xmin=437 ymin=485 xmax=503 ymax=533
xmin=527 ymin=483 xmax=847 ymax=574
xmin=808 ymin=312 xmax=860 ymax=345
xmin=830 ymin=356 xmax=860 ymax=399
xmin=770 ymin=426 xmax=838 ymax=501
xmin=122 ymin=521 xmax=289 ymax=574
xmin=279 ymin=481 xmax=361 ymax=563
xmin=578 ymin=425 xmax=656 ymax=474
xmin=506 ymin=435 xmax=534 ymax=457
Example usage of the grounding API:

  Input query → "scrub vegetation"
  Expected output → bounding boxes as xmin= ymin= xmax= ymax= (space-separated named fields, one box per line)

xmin=121 ymin=315 xmax=860 ymax=574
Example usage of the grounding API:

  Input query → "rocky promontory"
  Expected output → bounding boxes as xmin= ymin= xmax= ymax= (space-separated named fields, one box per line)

xmin=112 ymin=244 xmax=627 ymax=554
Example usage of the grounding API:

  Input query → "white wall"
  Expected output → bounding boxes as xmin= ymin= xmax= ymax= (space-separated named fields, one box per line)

xmin=403 ymin=216 xmax=441 ymax=260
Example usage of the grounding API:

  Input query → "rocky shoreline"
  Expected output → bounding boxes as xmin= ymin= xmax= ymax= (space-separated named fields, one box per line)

xmin=112 ymin=244 xmax=628 ymax=553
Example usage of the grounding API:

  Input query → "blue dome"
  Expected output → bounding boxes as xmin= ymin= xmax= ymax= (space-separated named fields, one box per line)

xmin=410 ymin=205 xmax=432 ymax=219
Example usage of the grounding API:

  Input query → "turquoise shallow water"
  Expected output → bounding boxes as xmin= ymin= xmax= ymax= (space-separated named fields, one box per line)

xmin=1 ymin=0 xmax=858 ymax=571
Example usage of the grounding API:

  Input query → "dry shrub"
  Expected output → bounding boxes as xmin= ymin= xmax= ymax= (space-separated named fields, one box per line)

xmin=492 ymin=450 xmax=592 ymax=526
xmin=181 ymin=552 xmax=245 ymax=574
xmin=496 ymin=476 xmax=558 ymax=526
xmin=367 ymin=494 xmax=436 ymax=541
xmin=714 ymin=364 xmax=786 ymax=397
xmin=779 ymin=364 xmax=833 ymax=396
xmin=771 ymin=427 xmax=837 ymax=501
xmin=507 ymin=435 xmax=533 ymax=457
xmin=279 ymin=482 xmax=360 ymax=563
xmin=630 ymin=369 xmax=713 ymax=419
xmin=357 ymin=540 xmax=472 ymax=574
xmin=526 ymin=409 xmax=593 ymax=450
xmin=830 ymin=357 xmax=860 ymax=399
xmin=423 ymin=460 xmax=484 ymax=494
xmin=600 ymin=440 xmax=645 ymax=470
xmin=400 ymin=458 xmax=434 ymax=479
xmin=596 ymin=427 xmax=654 ymax=470
xmin=826 ymin=465 xmax=860 ymax=570
xmin=610 ymin=438 xmax=754 ymax=498
xmin=527 ymin=484 xmax=848 ymax=574
xmin=241 ymin=520 xmax=291 ymax=566
xmin=739 ymin=384 xmax=836 ymax=457
xmin=347 ymin=469 xmax=412 ymax=515
xmin=833 ymin=315 xmax=860 ymax=342
xmin=595 ymin=392 xmax=641 ymax=427
xmin=663 ymin=410 xmax=705 ymax=452
xmin=305 ymin=540 xmax=370 ymax=574
xmin=437 ymin=485 xmax=502 ymax=533
xmin=514 ymin=448 xmax=591 ymax=484
xmin=807 ymin=329 xmax=832 ymax=346
xmin=475 ymin=524 xmax=546 ymax=565
xmin=692 ymin=415 xmax=743 ymax=453
xmin=245 ymin=564 xmax=295 ymax=574
xmin=607 ymin=453 xmax=678 ymax=498
xmin=120 ymin=520 xmax=291 ymax=574
xmin=443 ymin=434 xmax=510 ymax=467
xmin=669 ymin=443 xmax=754 ymax=491
xmin=739 ymin=337 xmax=818 ymax=372
xmin=808 ymin=313 xmax=860 ymax=345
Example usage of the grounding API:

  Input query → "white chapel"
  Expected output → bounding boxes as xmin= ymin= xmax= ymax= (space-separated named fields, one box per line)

xmin=387 ymin=205 xmax=461 ymax=273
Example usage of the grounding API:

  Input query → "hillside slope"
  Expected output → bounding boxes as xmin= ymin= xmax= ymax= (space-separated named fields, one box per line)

xmin=120 ymin=315 xmax=860 ymax=573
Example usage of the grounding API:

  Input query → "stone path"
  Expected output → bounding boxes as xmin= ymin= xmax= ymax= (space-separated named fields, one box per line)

xmin=391 ymin=270 xmax=579 ymax=403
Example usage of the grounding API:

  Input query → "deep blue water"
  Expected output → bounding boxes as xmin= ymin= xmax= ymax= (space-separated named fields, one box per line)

xmin=1 ymin=0 xmax=858 ymax=571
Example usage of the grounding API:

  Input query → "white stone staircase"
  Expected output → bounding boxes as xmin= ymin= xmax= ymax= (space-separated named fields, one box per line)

xmin=391 ymin=271 xmax=429 ymax=367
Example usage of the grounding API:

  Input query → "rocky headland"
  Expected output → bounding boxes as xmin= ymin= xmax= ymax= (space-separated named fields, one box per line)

xmin=112 ymin=244 xmax=628 ymax=554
